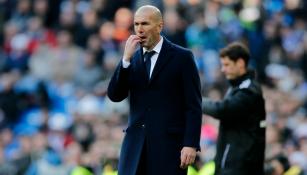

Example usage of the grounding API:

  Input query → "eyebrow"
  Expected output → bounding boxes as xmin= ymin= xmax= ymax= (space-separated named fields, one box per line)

xmin=134 ymin=21 xmax=150 ymax=25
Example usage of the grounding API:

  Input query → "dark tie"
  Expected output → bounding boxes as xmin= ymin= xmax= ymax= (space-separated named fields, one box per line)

xmin=144 ymin=51 xmax=156 ymax=78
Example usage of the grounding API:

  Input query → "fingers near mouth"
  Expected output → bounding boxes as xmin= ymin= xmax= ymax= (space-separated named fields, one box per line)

xmin=138 ymin=36 xmax=146 ymax=42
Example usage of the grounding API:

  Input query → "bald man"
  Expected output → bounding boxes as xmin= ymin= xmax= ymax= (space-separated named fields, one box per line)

xmin=108 ymin=5 xmax=202 ymax=175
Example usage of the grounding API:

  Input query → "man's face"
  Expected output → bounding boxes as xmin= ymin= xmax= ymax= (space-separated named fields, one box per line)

xmin=220 ymin=56 xmax=243 ymax=80
xmin=134 ymin=10 xmax=162 ymax=50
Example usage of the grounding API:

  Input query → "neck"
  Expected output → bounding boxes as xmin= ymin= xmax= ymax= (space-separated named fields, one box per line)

xmin=239 ymin=68 xmax=247 ymax=77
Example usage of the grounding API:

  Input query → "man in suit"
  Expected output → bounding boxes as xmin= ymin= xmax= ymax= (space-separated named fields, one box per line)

xmin=107 ymin=5 xmax=202 ymax=175
xmin=202 ymin=42 xmax=266 ymax=175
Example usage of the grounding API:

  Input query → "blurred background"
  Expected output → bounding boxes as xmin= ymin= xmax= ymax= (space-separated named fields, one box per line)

xmin=0 ymin=0 xmax=306 ymax=174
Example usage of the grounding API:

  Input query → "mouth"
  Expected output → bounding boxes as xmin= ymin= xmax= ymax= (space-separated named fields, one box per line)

xmin=139 ymin=36 xmax=147 ymax=43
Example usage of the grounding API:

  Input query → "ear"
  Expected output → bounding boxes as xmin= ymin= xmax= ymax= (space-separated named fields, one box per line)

xmin=158 ymin=21 xmax=163 ymax=32
xmin=237 ymin=58 xmax=246 ymax=68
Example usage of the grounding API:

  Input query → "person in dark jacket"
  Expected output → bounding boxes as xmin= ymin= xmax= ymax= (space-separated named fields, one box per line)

xmin=107 ymin=5 xmax=202 ymax=175
xmin=202 ymin=42 xmax=266 ymax=175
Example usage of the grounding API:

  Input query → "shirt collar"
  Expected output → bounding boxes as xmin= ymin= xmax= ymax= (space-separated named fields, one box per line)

xmin=143 ymin=36 xmax=163 ymax=54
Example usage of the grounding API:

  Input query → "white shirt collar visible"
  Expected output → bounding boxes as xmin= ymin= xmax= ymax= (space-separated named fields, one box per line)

xmin=143 ymin=36 xmax=163 ymax=54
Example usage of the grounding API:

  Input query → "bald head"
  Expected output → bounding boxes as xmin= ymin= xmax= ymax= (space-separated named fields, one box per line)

xmin=135 ymin=5 xmax=163 ymax=23
xmin=134 ymin=5 xmax=163 ymax=50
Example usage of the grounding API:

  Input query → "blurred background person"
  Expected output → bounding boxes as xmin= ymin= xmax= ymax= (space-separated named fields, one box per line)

xmin=202 ymin=42 xmax=266 ymax=175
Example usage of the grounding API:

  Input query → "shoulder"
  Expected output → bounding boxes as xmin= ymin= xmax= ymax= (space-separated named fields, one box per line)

xmin=163 ymin=38 xmax=195 ymax=67
xmin=164 ymin=37 xmax=192 ymax=55
xmin=170 ymin=43 xmax=194 ymax=64
xmin=239 ymin=79 xmax=252 ymax=89
xmin=238 ymin=78 xmax=262 ymax=95
xmin=172 ymin=43 xmax=192 ymax=55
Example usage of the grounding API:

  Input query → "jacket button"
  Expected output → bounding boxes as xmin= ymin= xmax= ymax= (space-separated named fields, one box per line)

xmin=141 ymin=124 xmax=145 ymax=128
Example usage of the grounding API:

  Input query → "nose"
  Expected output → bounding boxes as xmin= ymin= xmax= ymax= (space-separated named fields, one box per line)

xmin=136 ymin=25 xmax=144 ymax=34
xmin=221 ymin=66 xmax=225 ymax=73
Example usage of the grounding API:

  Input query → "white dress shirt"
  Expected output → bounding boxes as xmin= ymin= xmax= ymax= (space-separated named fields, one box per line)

xmin=122 ymin=36 xmax=164 ymax=78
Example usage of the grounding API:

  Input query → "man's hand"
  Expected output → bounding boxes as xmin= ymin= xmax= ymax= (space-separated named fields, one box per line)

xmin=180 ymin=147 xmax=197 ymax=169
xmin=123 ymin=35 xmax=141 ymax=62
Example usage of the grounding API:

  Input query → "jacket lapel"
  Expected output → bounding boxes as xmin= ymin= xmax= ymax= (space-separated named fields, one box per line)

xmin=149 ymin=38 xmax=174 ymax=84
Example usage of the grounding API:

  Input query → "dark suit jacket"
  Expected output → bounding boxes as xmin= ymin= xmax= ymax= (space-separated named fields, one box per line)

xmin=108 ymin=37 xmax=202 ymax=175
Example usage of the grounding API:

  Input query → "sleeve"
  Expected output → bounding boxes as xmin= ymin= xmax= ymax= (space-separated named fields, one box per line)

xmin=202 ymin=88 xmax=258 ymax=121
xmin=107 ymin=61 xmax=130 ymax=102
xmin=122 ymin=59 xmax=131 ymax=68
xmin=181 ymin=51 xmax=202 ymax=150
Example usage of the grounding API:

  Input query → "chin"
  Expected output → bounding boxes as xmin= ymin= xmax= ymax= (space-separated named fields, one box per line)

xmin=226 ymin=76 xmax=234 ymax=80
xmin=140 ymin=42 xmax=147 ymax=48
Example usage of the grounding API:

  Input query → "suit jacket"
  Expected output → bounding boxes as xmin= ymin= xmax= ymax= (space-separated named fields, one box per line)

xmin=108 ymin=37 xmax=202 ymax=175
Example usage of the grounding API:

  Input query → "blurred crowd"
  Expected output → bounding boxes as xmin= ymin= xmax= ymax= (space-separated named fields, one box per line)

xmin=0 ymin=0 xmax=306 ymax=174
